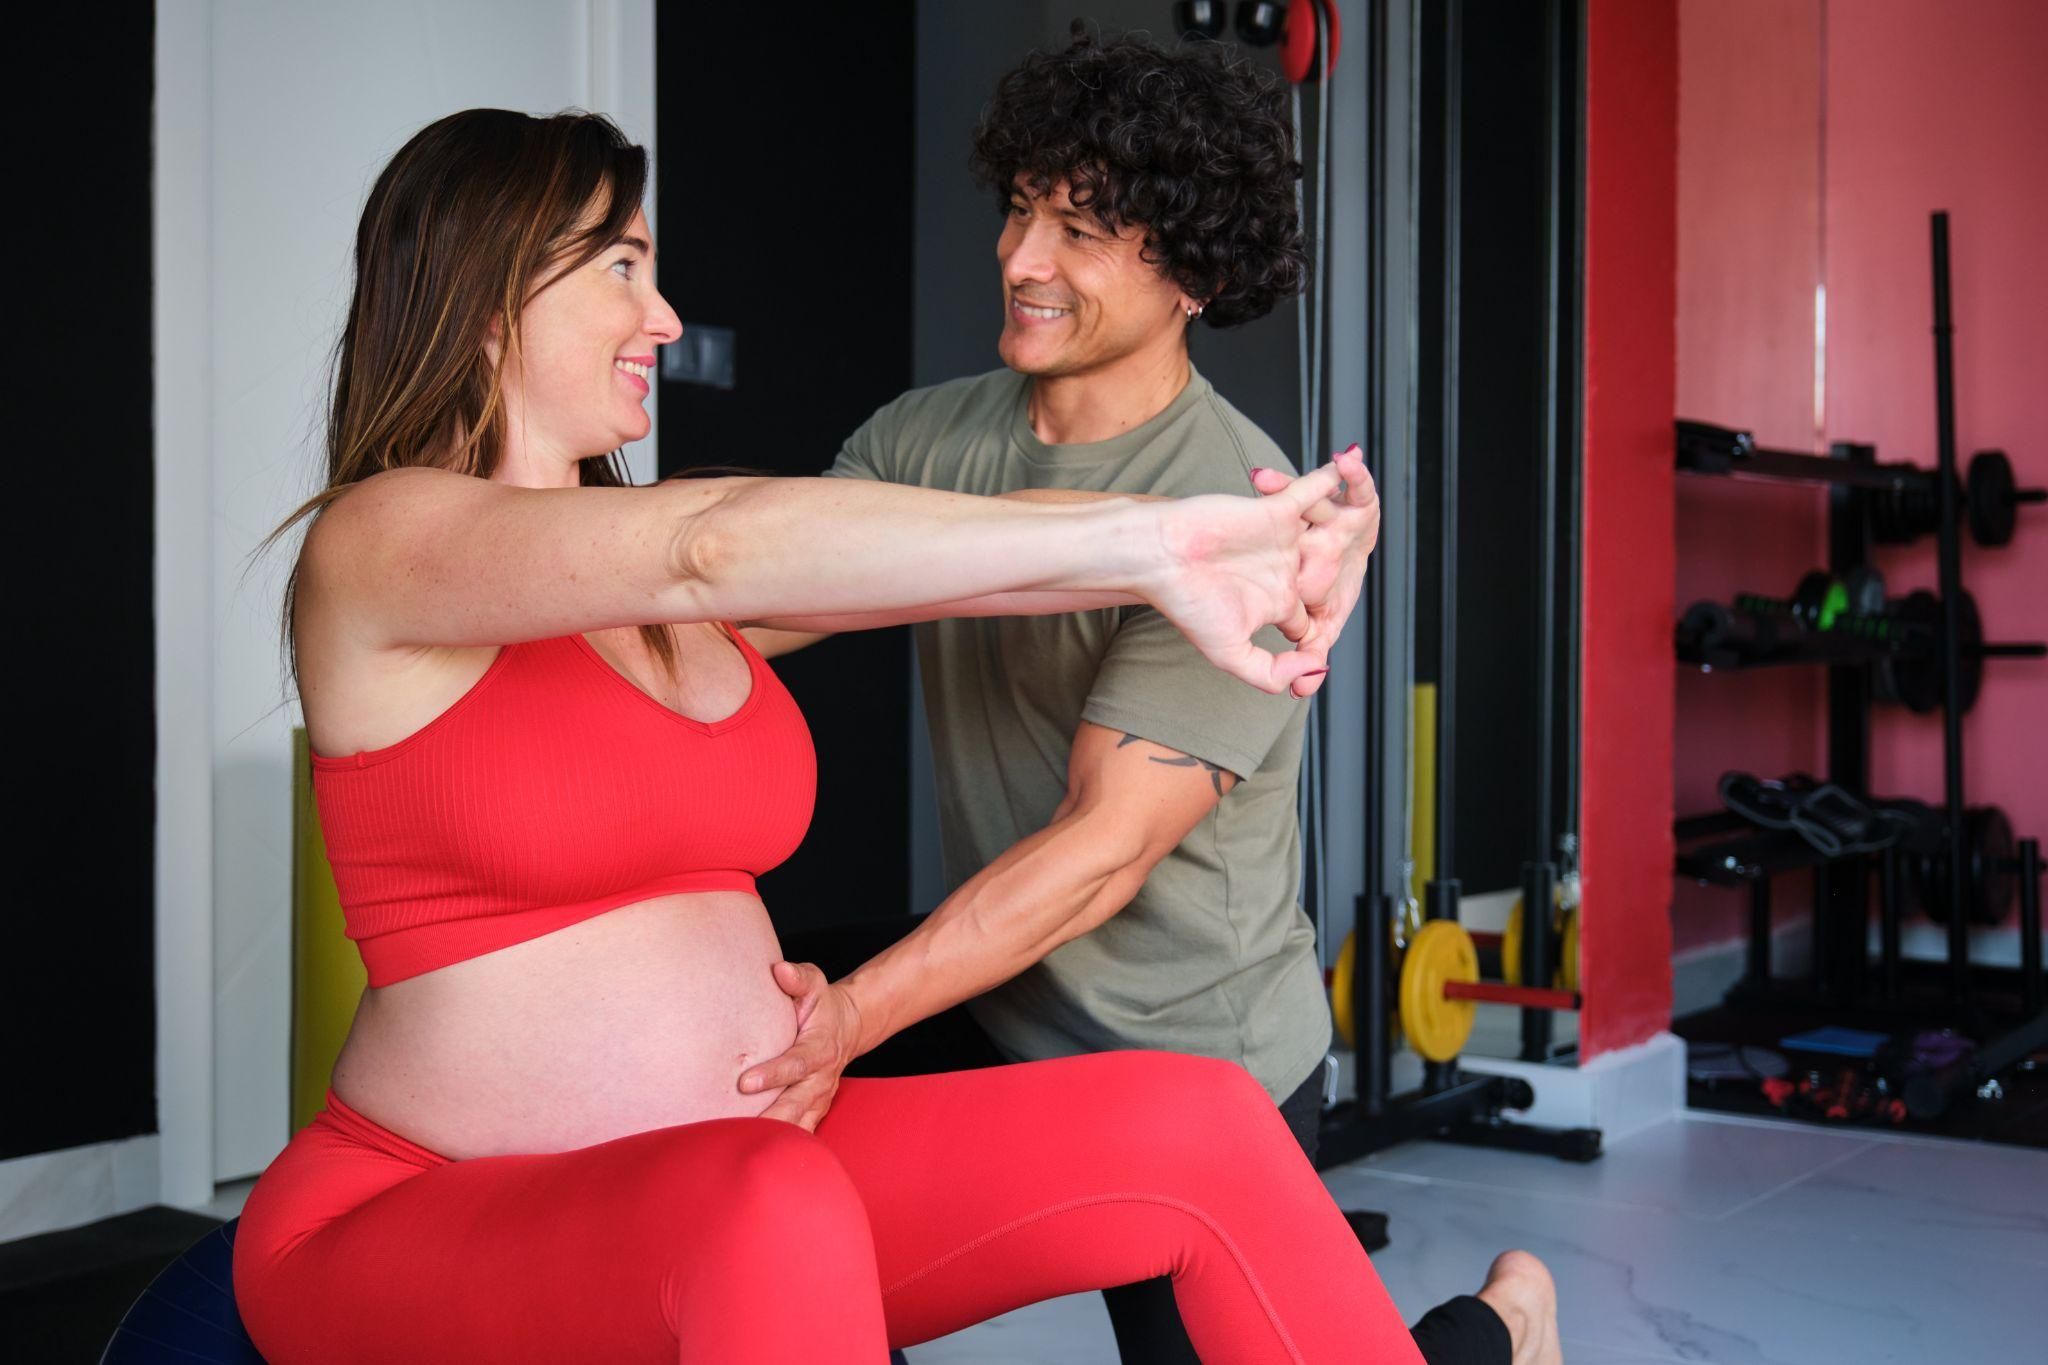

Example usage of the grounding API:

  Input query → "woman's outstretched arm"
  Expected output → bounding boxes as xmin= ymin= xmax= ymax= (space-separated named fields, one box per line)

xmin=300 ymin=463 xmax=1347 ymax=692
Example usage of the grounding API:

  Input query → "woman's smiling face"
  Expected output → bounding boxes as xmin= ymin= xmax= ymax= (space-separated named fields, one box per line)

xmin=497 ymin=204 xmax=682 ymax=464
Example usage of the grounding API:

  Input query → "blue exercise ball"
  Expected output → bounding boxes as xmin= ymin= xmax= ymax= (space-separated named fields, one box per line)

xmin=100 ymin=1219 xmax=264 ymax=1364
xmin=101 ymin=1217 xmax=916 ymax=1363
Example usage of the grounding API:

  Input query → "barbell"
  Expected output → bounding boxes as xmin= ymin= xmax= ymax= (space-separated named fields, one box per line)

xmin=1330 ymin=917 xmax=1583 ymax=1063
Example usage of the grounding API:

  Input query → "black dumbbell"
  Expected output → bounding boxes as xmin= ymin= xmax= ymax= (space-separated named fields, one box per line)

xmin=1904 ymin=805 xmax=2017 ymax=926
xmin=1967 ymin=450 xmax=2045 ymax=547
xmin=1874 ymin=450 xmax=2043 ymax=548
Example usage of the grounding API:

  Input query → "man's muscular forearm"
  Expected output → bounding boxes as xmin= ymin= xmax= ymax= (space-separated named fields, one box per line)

xmin=834 ymin=729 xmax=1235 ymax=1055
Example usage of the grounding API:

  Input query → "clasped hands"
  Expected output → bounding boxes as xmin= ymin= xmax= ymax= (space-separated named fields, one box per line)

xmin=737 ymin=446 xmax=1381 ymax=1130
xmin=1147 ymin=443 xmax=1380 ymax=699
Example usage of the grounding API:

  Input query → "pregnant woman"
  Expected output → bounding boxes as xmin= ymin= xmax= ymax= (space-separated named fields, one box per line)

xmin=231 ymin=108 xmax=1420 ymax=1363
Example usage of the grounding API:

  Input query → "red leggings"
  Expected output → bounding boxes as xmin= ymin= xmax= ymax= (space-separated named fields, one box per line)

xmin=234 ymin=1051 xmax=1423 ymax=1363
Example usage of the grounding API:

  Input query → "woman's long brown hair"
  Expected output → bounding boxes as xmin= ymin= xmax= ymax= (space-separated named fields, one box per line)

xmin=269 ymin=108 xmax=676 ymax=678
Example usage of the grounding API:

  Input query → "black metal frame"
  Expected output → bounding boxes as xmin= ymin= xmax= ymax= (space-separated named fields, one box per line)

xmin=1318 ymin=0 xmax=1597 ymax=1171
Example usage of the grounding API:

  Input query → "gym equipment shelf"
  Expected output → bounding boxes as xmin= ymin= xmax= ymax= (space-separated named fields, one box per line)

xmin=1675 ymin=822 xmax=1850 ymax=886
xmin=1677 ymin=420 xmax=1929 ymax=491
xmin=1672 ymin=212 xmax=2045 ymax=1039
xmin=1676 ymin=626 xmax=1902 ymax=674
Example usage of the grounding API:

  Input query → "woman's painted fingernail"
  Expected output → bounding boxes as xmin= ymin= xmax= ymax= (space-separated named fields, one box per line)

xmin=1302 ymin=667 xmax=1330 ymax=677
xmin=1249 ymin=467 xmax=1269 ymax=484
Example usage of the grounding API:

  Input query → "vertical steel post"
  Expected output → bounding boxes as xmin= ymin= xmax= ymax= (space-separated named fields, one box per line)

xmin=1520 ymin=861 xmax=1555 ymax=1060
xmin=1880 ymin=844 xmax=1904 ymax=1006
xmin=1930 ymin=212 xmax=1972 ymax=1011
xmin=2019 ymin=838 xmax=2043 ymax=1017
xmin=1747 ymin=876 xmax=1772 ymax=993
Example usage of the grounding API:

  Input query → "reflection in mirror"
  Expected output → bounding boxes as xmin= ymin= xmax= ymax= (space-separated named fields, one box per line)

xmin=1413 ymin=0 xmax=1584 ymax=1060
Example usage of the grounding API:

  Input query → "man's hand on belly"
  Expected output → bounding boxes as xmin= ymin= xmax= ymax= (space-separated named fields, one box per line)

xmin=736 ymin=960 xmax=865 ymax=1132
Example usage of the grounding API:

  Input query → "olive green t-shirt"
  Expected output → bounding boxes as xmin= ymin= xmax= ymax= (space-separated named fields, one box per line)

xmin=825 ymin=366 xmax=1332 ymax=1101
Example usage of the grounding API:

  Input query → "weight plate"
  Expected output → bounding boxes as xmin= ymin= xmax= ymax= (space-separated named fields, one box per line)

xmin=1558 ymin=907 xmax=1580 ymax=995
xmin=1504 ymin=894 xmax=1572 ymax=987
xmin=1957 ymin=591 xmax=1983 ymax=713
xmin=1872 ymin=486 xmax=1915 ymax=544
xmin=1331 ymin=929 xmax=1356 ymax=1048
xmin=1503 ymin=898 xmax=1523 ymax=986
xmin=1970 ymin=805 xmax=2017 ymax=926
xmin=1904 ymin=805 xmax=2013 ymax=925
xmin=1399 ymin=920 xmax=1478 ymax=1063
xmin=1968 ymin=450 xmax=2017 ymax=547
xmin=1882 ymin=590 xmax=1982 ymax=715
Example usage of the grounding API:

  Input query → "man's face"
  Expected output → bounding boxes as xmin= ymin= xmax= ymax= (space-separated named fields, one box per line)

xmin=995 ymin=177 xmax=1188 ymax=378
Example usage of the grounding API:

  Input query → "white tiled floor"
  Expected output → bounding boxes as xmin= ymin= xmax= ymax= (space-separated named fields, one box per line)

xmin=193 ymin=1115 xmax=2043 ymax=1363
xmin=907 ymin=1113 xmax=2048 ymax=1365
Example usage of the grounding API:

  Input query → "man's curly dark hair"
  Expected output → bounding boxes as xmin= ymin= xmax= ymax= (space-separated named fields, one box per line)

xmin=970 ymin=24 xmax=1307 ymax=329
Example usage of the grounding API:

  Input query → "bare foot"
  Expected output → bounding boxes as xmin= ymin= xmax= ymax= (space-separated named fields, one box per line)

xmin=1475 ymin=1249 xmax=1563 ymax=1365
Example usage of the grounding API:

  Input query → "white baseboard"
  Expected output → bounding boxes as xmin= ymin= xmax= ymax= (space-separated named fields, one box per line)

xmin=1328 ymin=1030 xmax=1684 ymax=1144
xmin=0 ymin=1136 xmax=161 ymax=1244
xmin=1460 ymin=1031 xmax=1687 ymax=1143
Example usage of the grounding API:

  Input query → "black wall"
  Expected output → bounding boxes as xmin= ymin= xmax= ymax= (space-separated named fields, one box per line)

xmin=654 ymin=4 xmax=917 ymax=932
xmin=4 ymin=11 xmax=159 ymax=1159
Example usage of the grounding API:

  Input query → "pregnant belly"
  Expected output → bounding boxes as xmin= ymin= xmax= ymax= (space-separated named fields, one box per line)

xmin=328 ymin=893 xmax=801 ymax=1160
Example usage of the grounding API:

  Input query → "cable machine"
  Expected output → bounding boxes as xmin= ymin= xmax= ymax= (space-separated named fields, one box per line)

xmin=1182 ymin=0 xmax=1606 ymax=1167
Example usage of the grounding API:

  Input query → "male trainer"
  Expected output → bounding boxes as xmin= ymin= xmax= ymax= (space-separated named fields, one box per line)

xmin=740 ymin=29 xmax=1557 ymax=1365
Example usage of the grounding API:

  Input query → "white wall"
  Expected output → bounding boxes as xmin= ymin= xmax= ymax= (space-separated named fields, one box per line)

xmin=158 ymin=0 xmax=659 ymax=1195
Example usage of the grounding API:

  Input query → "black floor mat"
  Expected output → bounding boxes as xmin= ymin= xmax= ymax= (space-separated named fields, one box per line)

xmin=0 ymin=1206 xmax=225 ymax=1365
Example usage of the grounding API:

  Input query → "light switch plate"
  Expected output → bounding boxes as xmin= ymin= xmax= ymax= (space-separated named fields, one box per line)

xmin=660 ymin=325 xmax=737 ymax=389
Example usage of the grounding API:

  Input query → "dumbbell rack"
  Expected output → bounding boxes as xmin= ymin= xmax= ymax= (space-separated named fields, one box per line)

xmin=1671 ymin=214 xmax=2045 ymax=1058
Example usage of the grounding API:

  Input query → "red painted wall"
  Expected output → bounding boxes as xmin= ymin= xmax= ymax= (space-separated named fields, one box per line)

xmin=1669 ymin=0 xmax=2048 ymax=962
xmin=1580 ymin=0 xmax=1678 ymax=1057
xmin=1827 ymin=0 xmax=2048 ymax=848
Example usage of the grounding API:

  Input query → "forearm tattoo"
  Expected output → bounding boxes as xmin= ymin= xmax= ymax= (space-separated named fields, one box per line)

xmin=1117 ymin=731 xmax=1228 ymax=796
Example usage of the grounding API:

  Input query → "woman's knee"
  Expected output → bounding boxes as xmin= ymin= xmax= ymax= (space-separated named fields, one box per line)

xmin=654 ymin=1120 xmax=884 ymax=1330
xmin=645 ymin=1119 xmax=877 ymax=1266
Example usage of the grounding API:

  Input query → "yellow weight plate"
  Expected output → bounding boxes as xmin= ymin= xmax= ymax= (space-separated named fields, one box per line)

xmin=1502 ymin=898 xmax=1523 ymax=985
xmin=1399 ymin=919 xmax=1478 ymax=1062
xmin=1558 ymin=906 xmax=1580 ymax=995
xmin=1331 ymin=930 xmax=1357 ymax=1048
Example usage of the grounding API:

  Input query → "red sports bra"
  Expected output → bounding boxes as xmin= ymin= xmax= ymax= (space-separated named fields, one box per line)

xmin=310 ymin=627 xmax=816 ymax=987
